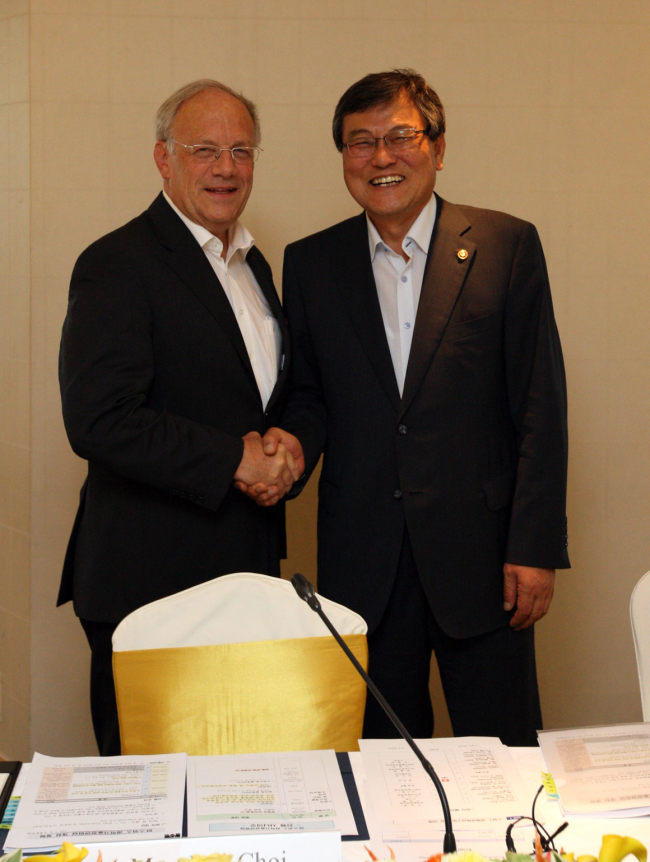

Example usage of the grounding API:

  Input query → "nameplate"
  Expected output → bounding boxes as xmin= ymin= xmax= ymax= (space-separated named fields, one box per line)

xmin=86 ymin=832 xmax=342 ymax=862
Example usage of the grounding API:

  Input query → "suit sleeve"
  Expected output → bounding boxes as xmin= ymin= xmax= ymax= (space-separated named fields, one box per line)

xmin=280 ymin=244 xmax=328 ymax=479
xmin=59 ymin=242 xmax=244 ymax=513
xmin=503 ymin=222 xmax=569 ymax=568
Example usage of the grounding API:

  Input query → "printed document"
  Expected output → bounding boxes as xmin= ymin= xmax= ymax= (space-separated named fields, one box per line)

xmin=187 ymin=749 xmax=356 ymax=836
xmin=6 ymin=752 xmax=186 ymax=850
xmin=358 ymin=737 xmax=531 ymax=845
xmin=538 ymin=722 xmax=650 ymax=816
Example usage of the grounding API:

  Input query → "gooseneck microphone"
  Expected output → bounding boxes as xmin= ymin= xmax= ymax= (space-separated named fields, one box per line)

xmin=291 ymin=572 xmax=457 ymax=853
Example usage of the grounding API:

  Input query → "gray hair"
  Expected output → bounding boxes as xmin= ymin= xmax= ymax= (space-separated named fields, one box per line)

xmin=155 ymin=79 xmax=261 ymax=149
xmin=332 ymin=68 xmax=445 ymax=151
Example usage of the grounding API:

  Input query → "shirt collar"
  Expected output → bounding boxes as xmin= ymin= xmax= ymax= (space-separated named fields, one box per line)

xmin=162 ymin=190 xmax=255 ymax=261
xmin=367 ymin=193 xmax=438 ymax=261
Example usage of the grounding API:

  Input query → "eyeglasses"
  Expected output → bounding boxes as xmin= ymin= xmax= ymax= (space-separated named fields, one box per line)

xmin=170 ymin=140 xmax=262 ymax=164
xmin=342 ymin=128 xmax=429 ymax=159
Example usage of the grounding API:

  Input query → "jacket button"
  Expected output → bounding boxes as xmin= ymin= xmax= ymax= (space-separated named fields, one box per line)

xmin=393 ymin=489 xmax=403 ymax=500
xmin=398 ymin=424 xmax=408 ymax=435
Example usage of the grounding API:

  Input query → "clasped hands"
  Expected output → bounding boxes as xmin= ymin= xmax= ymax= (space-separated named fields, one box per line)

xmin=233 ymin=428 xmax=305 ymax=506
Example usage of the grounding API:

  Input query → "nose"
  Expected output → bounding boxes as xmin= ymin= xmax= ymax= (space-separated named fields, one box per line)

xmin=371 ymin=138 xmax=396 ymax=166
xmin=211 ymin=149 xmax=237 ymax=173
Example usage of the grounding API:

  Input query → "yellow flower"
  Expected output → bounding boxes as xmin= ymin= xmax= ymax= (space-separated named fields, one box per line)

xmin=445 ymin=853 xmax=490 ymax=862
xmin=598 ymin=835 xmax=647 ymax=862
xmin=29 ymin=843 xmax=88 ymax=862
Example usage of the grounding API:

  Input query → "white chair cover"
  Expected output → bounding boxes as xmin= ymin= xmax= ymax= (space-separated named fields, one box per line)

xmin=630 ymin=570 xmax=650 ymax=720
xmin=112 ymin=571 xmax=367 ymax=652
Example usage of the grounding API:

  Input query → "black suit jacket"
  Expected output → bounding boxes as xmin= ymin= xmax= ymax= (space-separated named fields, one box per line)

xmin=282 ymin=196 xmax=569 ymax=638
xmin=58 ymin=194 xmax=289 ymax=624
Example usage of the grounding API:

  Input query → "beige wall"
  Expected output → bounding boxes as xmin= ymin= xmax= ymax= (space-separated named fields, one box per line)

xmin=0 ymin=0 xmax=30 ymax=757
xmin=0 ymin=0 xmax=648 ymax=758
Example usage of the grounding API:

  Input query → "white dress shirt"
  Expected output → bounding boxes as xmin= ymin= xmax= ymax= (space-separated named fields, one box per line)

xmin=163 ymin=191 xmax=281 ymax=409
xmin=367 ymin=195 xmax=437 ymax=395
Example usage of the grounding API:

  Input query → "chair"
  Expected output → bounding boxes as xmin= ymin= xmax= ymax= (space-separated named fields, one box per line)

xmin=630 ymin=570 xmax=650 ymax=720
xmin=112 ymin=572 xmax=368 ymax=755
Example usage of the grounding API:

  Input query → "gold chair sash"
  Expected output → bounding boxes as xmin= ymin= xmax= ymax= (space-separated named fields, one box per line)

xmin=113 ymin=634 xmax=367 ymax=755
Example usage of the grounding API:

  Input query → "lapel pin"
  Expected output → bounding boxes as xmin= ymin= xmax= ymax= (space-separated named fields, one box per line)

xmin=457 ymin=248 xmax=469 ymax=261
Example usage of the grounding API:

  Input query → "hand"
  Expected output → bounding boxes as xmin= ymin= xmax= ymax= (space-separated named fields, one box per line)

xmin=235 ymin=428 xmax=305 ymax=506
xmin=262 ymin=427 xmax=305 ymax=476
xmin=503 ymin=564 xmax=555 ymax=630
xmin=233 ymin=431 xmax=299 ymax=506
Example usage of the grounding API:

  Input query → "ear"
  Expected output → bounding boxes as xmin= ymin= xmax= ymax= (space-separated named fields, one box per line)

xmin=153 ymin=140 xmax=171 ymax=179
xmin=432 ymin=133 xmax=446 ymax=171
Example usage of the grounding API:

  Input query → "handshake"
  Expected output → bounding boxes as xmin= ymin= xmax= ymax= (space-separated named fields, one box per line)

xmin=233 ymin=427 xmax=305 ymax=507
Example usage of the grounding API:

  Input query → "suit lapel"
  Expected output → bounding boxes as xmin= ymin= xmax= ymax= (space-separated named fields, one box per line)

xmin=335 ymin=214 xmax=401 ymax=409
xmin=146 ymin=194 xmax=251 ymax=360
xmin=400 ymin=196 xmax=476 ymax=414
xmin=146 ymin=194 xmax=285 ymax=403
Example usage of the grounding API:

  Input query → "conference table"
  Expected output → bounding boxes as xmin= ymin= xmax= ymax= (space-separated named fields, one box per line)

xmin=4 ymin=745 xmax=650 ymax=862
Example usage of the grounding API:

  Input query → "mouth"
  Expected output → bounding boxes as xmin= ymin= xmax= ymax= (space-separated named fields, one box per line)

xmin=370 ymin=174 xmax=404 ymax=187
xmin=205 ymin=185 xmax=238 ymax=195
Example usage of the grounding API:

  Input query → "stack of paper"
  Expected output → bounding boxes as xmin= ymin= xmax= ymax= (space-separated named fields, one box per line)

xmin=356 ymin=736 xmax=533 ymax=849
xmin=538 ymin=722 xmax=650 ymax=817
xmin=5 ymin=749 xmax=356 ymax=853
xmin=6 ymin=752 xmax=186 ymax=851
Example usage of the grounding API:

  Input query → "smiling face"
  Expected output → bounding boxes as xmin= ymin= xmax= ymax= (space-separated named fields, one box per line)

xmin=153 ymin=88 xmax=256 ymax=247
xmin=341 ymin=89 xmax=445 ymax=248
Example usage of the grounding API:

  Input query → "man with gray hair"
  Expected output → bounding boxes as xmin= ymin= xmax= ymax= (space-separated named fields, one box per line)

xmin=58 ymin=79 xmax=303 ymax=754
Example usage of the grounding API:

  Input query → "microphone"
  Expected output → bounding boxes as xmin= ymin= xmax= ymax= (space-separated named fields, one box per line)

xmin=290 ymin=572 xmax=457 ymax=853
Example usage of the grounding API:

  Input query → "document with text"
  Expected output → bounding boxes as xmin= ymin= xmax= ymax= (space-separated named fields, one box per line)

xmin=6 ymin=752 xmax=186 ymax=850
xmin=538 ymin=723 xmax=650 ymax=816
xmin=358 ymin=737 xmax=531 ymax=844
xmin=187 ymin=750 xmax=356 ymax=837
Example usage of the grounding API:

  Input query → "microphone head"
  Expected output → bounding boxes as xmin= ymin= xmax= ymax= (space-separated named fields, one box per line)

xmin=290 ymin=573 xmax=321 ymax=610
